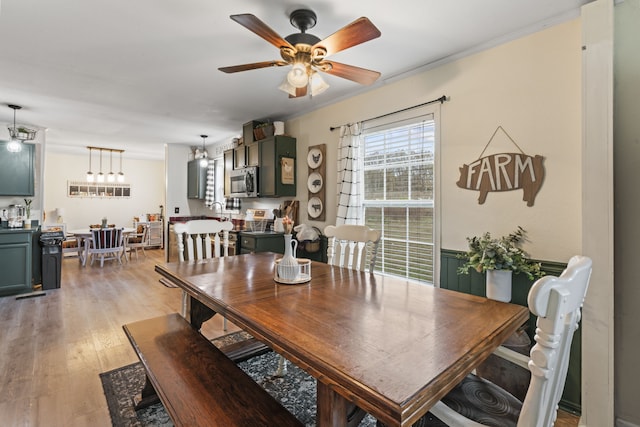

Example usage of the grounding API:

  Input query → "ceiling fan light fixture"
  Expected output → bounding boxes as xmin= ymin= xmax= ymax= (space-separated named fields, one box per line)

xmin=278 ymin=77 xmax=298 ymax=96
xmin=309 ymin=72 xmax=329 ymax=96
xmin=287 ymin=62 xmax=309 ymax=88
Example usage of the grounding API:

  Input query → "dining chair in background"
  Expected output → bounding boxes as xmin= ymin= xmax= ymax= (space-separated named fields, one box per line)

xmin=379 ymin=255 xmax=593 ymax=427
xmin=88 ymin=227 xmax=125 ymax=267
xmin=173 ymin=219 xmax=234 ymax=329
xmin=324 ymin=224 xmax=381 ymax=272
xmin=125 ymin=223 xmax=149 ymax=261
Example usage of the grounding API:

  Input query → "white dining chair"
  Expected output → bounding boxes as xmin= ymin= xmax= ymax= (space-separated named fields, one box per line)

xmin=87 ymin=227 xmax=125 ymax=267
xmin=377 ymin=255 xmax=592 ymax=427
xmin=324 ymin=224 xmax=381 ymax=272
xmin=125 ymin=223 xmax=149 ymax=261
xmin=173 ymin=219 xmax=234 ymax=329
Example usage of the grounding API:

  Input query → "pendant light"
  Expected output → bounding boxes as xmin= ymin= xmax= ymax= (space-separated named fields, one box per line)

xmin=97 ymin=149 xmax=105 ymax=182
xmin=6 ymin=105 xmax=24 ymax=153
xmin=117 ymin=151 xmax=125 ymax=182
xmin=199 ymin=135 xmax=209 ymax=167
xmin=86 ymin=147 xmax=94 ymax=182
xmin=107 ymin=150 xmax=115 ymax=182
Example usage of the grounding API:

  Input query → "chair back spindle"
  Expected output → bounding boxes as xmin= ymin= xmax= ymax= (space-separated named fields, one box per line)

xmin=173 ymin=220 xmax=234 ymax=327
xmin=324 ymin=225 xmax=381 ymax=272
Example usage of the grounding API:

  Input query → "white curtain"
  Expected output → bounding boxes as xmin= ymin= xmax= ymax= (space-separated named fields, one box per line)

xmin=336 ymin=123 xmax=362 ymax=225
xmin=204 ymin=160 xmax=215 ymax=208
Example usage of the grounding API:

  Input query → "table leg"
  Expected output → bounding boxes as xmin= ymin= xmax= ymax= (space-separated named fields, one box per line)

xmin=184 ymin=295 xmax=216 ymax=330
xmin=78 ymin=237 xmax=89 ymax=267
xmin=317 ymin=381 xmax=348 ymax=427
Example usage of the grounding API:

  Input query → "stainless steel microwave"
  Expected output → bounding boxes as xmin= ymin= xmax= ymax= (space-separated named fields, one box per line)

xmin=229 ymin=166 xmax=259 ymax=198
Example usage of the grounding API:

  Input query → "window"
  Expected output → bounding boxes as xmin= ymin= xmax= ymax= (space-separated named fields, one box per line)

xmin=362 ymin=114 xmax=436 ymax=284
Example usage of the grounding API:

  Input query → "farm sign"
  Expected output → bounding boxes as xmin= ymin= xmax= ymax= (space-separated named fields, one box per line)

xmin=456 ymin=152 xmax=545 ymax=206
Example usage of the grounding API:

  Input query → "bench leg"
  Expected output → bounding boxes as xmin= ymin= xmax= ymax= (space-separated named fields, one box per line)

xmin=133 ymin=374 xmax=160 ymax=410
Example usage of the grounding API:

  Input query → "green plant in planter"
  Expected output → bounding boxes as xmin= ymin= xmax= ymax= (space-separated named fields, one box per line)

xmin=24 ymin=198 xmax=33 ymax=219
xmin=457 ymin=226 xmax=544 ymax=280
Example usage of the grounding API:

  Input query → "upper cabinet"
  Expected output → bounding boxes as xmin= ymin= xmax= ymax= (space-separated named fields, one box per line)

xmin=259 ymin=135 xmax=296 ymax=197
xmin=223 ymin=135 xmax=296 ymax=198
xmin=187 ymin=159 xmax=207 ymax=199
xmin=0 ymin=141 xmax=35 ymax=196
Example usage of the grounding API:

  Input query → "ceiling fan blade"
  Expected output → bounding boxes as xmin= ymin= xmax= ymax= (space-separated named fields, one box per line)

xmin=322 ymin=61 xmax=381 ymax=85
xmin=313 ymin=17 xmax=381 ymax=57
xmin=289 ymin=86 xmax=308 ymax=98
xmin=219 ymin=60 xmax=288 ymax=73
xmin=230 ymin=14 xmax=295 ymax=50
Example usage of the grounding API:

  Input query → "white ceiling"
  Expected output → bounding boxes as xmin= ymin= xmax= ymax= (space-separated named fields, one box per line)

xmin=0 ymin=0 xmax=591 ymax=159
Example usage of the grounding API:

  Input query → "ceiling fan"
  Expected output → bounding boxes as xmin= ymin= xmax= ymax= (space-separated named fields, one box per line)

xmin=218 ymin=9 xmax=381 ymax=98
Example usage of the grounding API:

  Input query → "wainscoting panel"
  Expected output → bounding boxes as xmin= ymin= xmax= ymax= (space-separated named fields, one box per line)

xmin=440 ymin=249 xmax=581 ymax=414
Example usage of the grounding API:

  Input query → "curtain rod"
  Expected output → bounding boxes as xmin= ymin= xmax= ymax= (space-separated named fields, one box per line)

xmin=329 ymin=95 xmax=448 ymax=131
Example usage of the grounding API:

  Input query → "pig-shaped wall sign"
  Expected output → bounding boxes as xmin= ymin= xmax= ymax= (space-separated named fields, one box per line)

xmin=456 ymin=152 xmax=545 ymax=206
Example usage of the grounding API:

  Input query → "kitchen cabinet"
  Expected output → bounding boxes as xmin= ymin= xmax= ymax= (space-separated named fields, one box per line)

xmin=0 ymin=141 xmax=35 ymax=196
xmin=233 ymin=145 xmax=246 ymax=169
xmin=259 ymin=135 xmax=296 ymax=197
xmin=223 ymin=135 xmax=297 ymax=198
xmin=239 ymin=231 xmax=284 ymax=254
xmin=223 ymin=149 xmax=233 ymax=197
xmin=187 ymin=159 xmax=207 ymax=199
xmin=246 ymin=142 xmax=260 ymax=167
xmin=0 ymin=229 xmax=34 ymax=296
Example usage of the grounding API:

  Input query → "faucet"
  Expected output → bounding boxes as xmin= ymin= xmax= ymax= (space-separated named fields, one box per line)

xmin=212 ymin=201 xmax=227 ymax=221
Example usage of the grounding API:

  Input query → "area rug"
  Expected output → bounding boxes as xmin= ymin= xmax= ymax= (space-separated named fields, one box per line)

xmin=100 ymin=332 xmax=378 ymax=427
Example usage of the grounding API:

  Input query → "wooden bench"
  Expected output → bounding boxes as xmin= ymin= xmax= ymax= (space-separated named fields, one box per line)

xmin=123 ymin=313 xmax=303 ymax=427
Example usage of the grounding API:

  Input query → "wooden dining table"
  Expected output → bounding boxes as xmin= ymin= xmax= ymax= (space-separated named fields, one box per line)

xmin=155 ymin=252 xmax=529 ymax=427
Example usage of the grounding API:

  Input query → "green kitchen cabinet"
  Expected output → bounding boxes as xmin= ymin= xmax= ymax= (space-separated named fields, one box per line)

xmin=239 ymin=232 xmax=285 ymax=254
xmin=187 ymin=159 xmax=207 ymax=199
xmin=0 ymin=141 xmax=35 ymax=196
xmin=258 ymin=135 xmax=296 ymax=197
xmin=0 ymin=229 xmax=34 ymax=296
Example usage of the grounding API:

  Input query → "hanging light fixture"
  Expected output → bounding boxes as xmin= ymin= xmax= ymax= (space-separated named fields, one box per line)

xmin=107 ymin=150 xmax=115 ymax=182
xmin=199 ymin=135 xmax=209 ymax=167
xmin=117 ymin=151 xmax=125 ymax=182
xmin=6 ymin=104 xmax=37 ymax=153
xmin=97 ymin=149 xmax=105 ymax=182
xmin=309 ymin=71 xmax=329 ymax=96
xmin=86 ymin=147 xmax=94 ymax=182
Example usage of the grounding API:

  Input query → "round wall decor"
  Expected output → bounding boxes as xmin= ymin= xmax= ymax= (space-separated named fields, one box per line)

xmin=307 ymin=147 xmax=323 ymax=169
xmin=307 ymin=172 xmax=323 ymax=194
xmin=307 ymin=197 xmax=323 ymax=219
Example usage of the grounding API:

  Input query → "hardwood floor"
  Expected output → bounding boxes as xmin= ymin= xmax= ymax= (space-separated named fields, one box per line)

xmin=0 ymin=249 xmax=580 ymax=426
xmin=0 ymin=249 xmax=234 ymax=427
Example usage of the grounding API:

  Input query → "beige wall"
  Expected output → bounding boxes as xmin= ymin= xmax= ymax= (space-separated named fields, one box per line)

xmin=287 ymin=18 xmax=582 ymax=264
xmin=43 ymin=151 xmax=164 ymax=230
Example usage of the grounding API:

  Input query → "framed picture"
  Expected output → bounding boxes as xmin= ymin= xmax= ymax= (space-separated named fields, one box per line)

xmin=281 ymin=157 xmax=295 ymax=185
